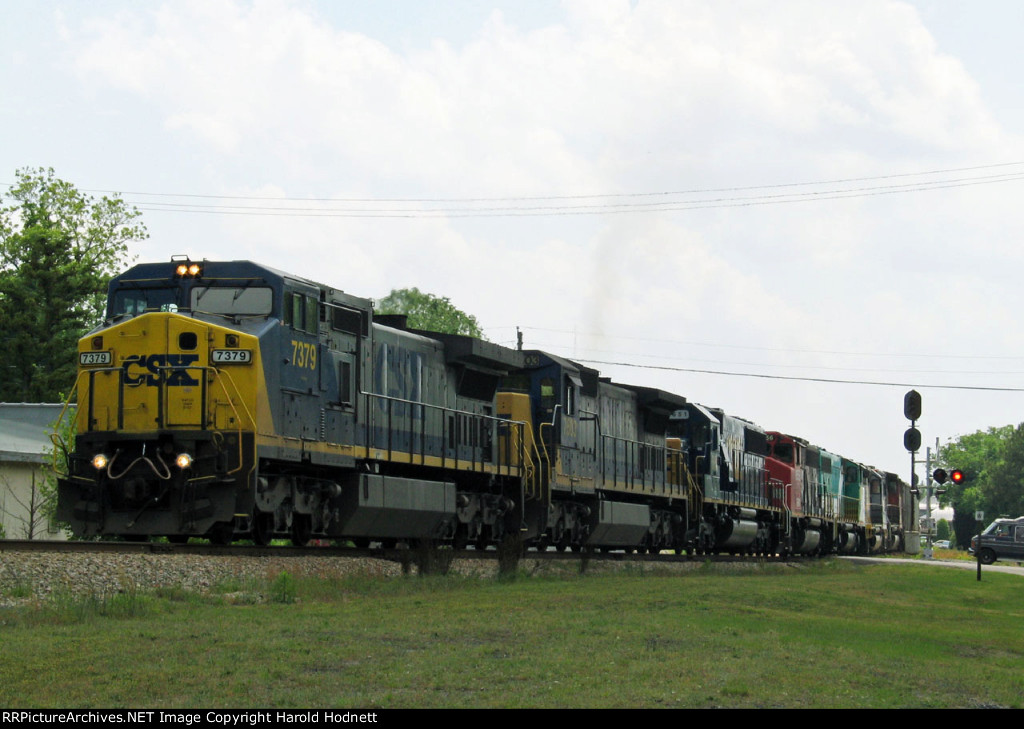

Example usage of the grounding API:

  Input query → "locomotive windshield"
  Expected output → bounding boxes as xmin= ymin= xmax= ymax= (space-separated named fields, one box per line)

xmin=770 ymin=442 xmax=794 ymax=463
xmin=191 ymin=286 xmax=273 ymax=316
xmin=109 ymin=284 xmax=273 ymax=318
xmin=111 ymin=286 xmax=182 ymax=316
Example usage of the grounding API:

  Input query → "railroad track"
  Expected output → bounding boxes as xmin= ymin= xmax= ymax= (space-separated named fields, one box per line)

xmin=0 ymin=537 xmax=798 ymax=565
xmin=0 ymin=539 xmax=830 ymax=602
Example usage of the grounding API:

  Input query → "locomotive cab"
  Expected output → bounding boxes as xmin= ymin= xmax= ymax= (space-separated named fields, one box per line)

xmin=58 ymin=259 xmax=277 ymax=541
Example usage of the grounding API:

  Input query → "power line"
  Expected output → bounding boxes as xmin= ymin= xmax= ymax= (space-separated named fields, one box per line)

xmin=126 ymin=171 xmax=1024 ymax=218
xmin=509 ymin=326 xmax=1024 ymax=362
xmin=12 ymin=161 xmax=1020 ymax=219
xmin=572 ymin=357 xmax=1024 ymax=392
xmin=41 ymin=160 xmax=1024 ymax=203
xmin=542 ymin=346 xmax=1024 ymax=376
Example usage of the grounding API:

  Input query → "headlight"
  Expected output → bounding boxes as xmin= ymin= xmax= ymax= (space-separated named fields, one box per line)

xmin=174 ymin=261 xmax=203 ymax=278
xmin=91 ymin=454 xmax=109 ymax=470
xmin=175 ymin=453 xmax=193 ymax=469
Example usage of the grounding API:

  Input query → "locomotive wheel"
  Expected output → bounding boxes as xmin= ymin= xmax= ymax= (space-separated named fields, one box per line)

xmin=979 ymin=548 xmax=996 ymax=565
xmin=474 ymin=525 xmax=490 ymax=551
xmin=555 ymin=521 xmax=570 ymax=552
xmin=207 ymin=522 xmax=234 ymax=546
xmin=252 ymin=510 xmax=274 ymax=547
xmin=291 ymin=514 xmax=312 ymax=547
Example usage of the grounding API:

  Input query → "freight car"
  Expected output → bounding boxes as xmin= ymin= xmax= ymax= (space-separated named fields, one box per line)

xmin=55 ymin=258 xmax=912 ymax=555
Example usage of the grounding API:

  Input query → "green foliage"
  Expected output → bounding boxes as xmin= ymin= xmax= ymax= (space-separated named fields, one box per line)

xmin=0 ymin=167 xmax=145 ymax=402
xmin=937 ymin=424 xmax=1024 ymax=547
xmin=269 ymin=571 xmax=297 ymax=604
xmin=935 ymin=518 xmax=951 ymax=541
xmin=41 ymin=587 xmax=154 ymax=623
xmin=41 ymin=404 xmax=77 ymax=538
xmin=987 ymin=424 xmax=1024 ymax=518
xmin=376 ymin=287 xmax=484 ymax=338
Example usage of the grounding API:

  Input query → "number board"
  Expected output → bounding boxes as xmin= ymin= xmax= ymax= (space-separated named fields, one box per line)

xmin=212 ymin=349 xmax=253 ymax=364
xmin=79 ymin=351 xmax=112 ymax=366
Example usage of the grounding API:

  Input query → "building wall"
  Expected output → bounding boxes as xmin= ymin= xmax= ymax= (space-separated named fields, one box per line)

xmin=0 ymin=459 xmax=63 ymax=539
xmin=0 ymin=403 xmax=71 ymax=540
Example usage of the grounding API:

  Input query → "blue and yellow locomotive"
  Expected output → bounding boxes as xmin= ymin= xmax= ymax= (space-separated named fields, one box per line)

xmin=55 ymin=258 xmax=912 ymax=553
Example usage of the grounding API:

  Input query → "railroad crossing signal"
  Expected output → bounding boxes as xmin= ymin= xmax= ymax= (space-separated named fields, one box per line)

xmin=933 ymin=468 xmax=948 ymax=484
xmin=904 ymin=390 xmax=922 ymax=421
xmin=903 ymin=389 xmax=921 ymax=453
xmin=904 ymin=427 xmax=921 ymax=452
xmin=950 ymin=469 xmax=965 ymax=484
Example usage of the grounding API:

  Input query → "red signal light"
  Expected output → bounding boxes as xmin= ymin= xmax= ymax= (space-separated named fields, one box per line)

xmin=950 ymin=469 xmax=964 ymax=484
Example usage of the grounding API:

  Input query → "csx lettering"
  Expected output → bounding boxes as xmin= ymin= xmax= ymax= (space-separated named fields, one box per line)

xmin=291 ymin=340 xmax=317 ymax=370
xmin=123 ymin=354 xmax=200 ymax=386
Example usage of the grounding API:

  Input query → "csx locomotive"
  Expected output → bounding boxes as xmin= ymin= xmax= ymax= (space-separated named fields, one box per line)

xmin=56 ymin=258 xmax=912 ymax=554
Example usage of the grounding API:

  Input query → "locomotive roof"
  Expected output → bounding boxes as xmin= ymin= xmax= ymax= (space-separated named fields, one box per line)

xmin=374 ymin=315 xmax=525 ymax=372
xmin=618 ymin=384 xmax=687 ymax=412
xmin=113 ymin=259 xmax=299 ymax=286
xmin=519 ymin=349 xmax=597 ymax=377
xmin=112 ymin=259 xmax=373 ymax=312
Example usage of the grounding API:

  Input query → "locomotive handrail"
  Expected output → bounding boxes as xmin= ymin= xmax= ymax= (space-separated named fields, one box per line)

xmin=598 ymin=433 xmax=667 ymax=493
xmin=360 ymin=389 xmax=529 ymax=478
xmin=204 ymin=365 xmax=252 ymax=477
xmin=840 ymin=494 xmax=859 ymax=522
xmin=49 ymin=373 xmax=86 ymax=476
xmin=503 ymin=418 xmax=544 ymax=502
xmin=571 ymin=407 xmax=682 ymax=496
xmin=50 ymin=362 xmax=250 ymax=482
xmin=767 ymin=479 xmax=792 ymax=538
xmin=684 ymin=460 xmax=703 ymax=504
xmin=538 ymin=407 xmax=557 ymax=483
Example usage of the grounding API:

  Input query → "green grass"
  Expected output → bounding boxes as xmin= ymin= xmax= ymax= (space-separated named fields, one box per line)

xmin=1 ymin=560 xmax=1021 ymax=708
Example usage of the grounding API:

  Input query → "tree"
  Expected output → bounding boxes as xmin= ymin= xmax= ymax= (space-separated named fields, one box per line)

xmin=986 ymin=424 xmax=1024 ymax=518
xmin=376 ymin=287 xmax=485 ymax=338
xmin=936 ymin=424 xmax=1019 ymax=548
xmin=0 ymin=168 xmax=146 ymax=402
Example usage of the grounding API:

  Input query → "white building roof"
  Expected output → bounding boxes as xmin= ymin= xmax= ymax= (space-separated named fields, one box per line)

xmin=0 ymin=404 xmax=70 ymax=464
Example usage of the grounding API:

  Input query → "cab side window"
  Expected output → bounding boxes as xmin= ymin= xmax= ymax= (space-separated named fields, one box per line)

xmin=284 ymin=291 xmax=319 ymax=334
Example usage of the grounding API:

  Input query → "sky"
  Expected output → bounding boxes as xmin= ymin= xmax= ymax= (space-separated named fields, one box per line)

xmin=3 ymin=0 xmax=1024 ymax=484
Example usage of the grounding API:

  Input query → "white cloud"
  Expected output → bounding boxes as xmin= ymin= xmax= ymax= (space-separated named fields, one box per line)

xmin=41 ymin=0 xmax=1024 ymax=474
xmin=67 ymin=1 xmax=1005 ymax=186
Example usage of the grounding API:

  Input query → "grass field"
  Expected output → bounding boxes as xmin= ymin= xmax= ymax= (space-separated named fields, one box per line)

xmin=1 ymin=558 xmax=1021 ymax=708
